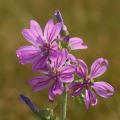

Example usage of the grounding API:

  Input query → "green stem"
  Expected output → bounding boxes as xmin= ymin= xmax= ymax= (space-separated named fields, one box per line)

xmin=60 ymin=89 xmax=67 ymax=120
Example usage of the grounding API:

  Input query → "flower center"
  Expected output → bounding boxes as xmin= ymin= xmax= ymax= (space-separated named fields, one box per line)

xmin=42 ymin=43 xmax=51 ymax=56
xmin=82 ymin=76 xmax=93 ymax=89
xmin=53 ymin=68 xmax=60 ymax=77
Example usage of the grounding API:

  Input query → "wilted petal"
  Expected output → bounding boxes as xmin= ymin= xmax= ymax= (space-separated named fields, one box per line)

xmin=28 ymin=76 xmax=50 ymax=92
xmin=92 ymin=82 xmax=114 ymax=98
xmin=76 ymin=59 xmax=88 ymax=79
xmin=16 ymin=46 xmax=40 ymax=64
xmin=32 ymin=56 xmax=48 ymax=71
xmin=84 ymin=89 xmax=97 ymax=110
xmin=69 ymin=37 xmax=88 ymax=50
xmin=90 ymin=58 xmax=108 ymax=79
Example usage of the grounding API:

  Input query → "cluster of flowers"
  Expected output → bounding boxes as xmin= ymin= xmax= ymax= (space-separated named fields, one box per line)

xmin=16 ymin=11 xmax=114 ymax=109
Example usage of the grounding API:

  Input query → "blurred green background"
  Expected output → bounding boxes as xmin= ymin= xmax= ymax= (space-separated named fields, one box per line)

xmin=0 ymin=0 xmax=120 ymax=120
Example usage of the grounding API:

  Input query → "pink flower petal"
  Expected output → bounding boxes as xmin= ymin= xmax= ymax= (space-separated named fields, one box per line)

xmin=55 ymin=49 xmax=67 ymax=68
xmin=28 ymin=76 xmax=50 ymax=92
xmin=44 ymin=19 xmax=54 ymax=41
xmin=76 ymin=59 xmax=88 ymax=79
xmin=30 ymin=20 xmax=44 ymax=45
xmin=22 ymin=29 xmax=37 ymax=45
xmin=32 ymin=56 xmax=48 ymax=71
xmin=61 ymin=65 xmax=75 ymax=74
xmin=44 ymin=19 xmax=62 ymax=42
xmin=69 ymin=37 xmax=88 ymax=50
xmin=84 ymin=89 xmax=97 ymax=110
xmin=48 ymin=23 xmax=62 ymax=42
xmin=48 ymin=86 xmax=55 ymax=101
xmin=67 ymin=53 xmax=76 ymax=62
xmin=69 ymin=83 xmax=83 ymax=96
xmin=92 ymin=82 xmax=114 ymax=98
xmin=60 ymin=74 xmax=74 ymax=83
xmin=52 ymin=81 xmax=63 ymax=95
xmin=16 ymin=46 xmax=40 ymax=64
xmin=30 ymin=20 xmax=43 ymax=38
xmin=90 ymin=58 xmax=108 ymax=79
xmin=49 ymin=41 xmax=59 ymax=60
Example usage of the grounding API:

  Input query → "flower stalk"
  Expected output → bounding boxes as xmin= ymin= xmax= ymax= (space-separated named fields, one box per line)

xmin=61 ymin=86 xmax=67 ymax=120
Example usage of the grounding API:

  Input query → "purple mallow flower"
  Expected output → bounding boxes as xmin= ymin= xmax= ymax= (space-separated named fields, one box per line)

xmin=28 ymin=50 xmax=75 ymax=101
xmin=16 ymin=19 xmax=62 ymax=71
xmin=69 ymin=58 xmax=114 ymax=109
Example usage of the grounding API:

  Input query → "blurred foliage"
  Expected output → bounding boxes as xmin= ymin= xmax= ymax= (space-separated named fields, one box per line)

xmin=0 ymin=0 xmax=120 ymax=120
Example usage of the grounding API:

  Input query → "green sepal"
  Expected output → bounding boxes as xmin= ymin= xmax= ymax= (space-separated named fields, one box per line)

xmin=36 ymin=108 xmax=56 ymax=120
xmin=58 ymin=40 xmax=70 ymax=50
xmin=75 ymin=94 xmax=84 ymax=105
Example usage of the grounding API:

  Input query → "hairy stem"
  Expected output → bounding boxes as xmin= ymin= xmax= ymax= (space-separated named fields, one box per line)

xmin=60 ymin=89 xmax=67 ymax=120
